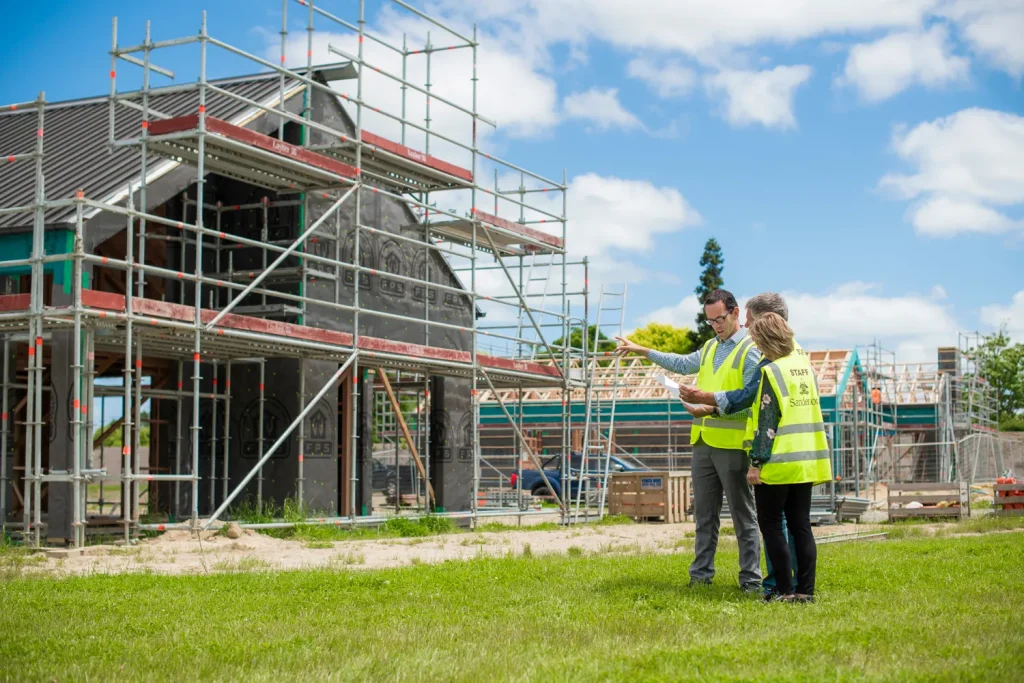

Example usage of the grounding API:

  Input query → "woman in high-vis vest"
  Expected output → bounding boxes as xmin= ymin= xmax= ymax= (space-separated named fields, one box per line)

xmin=744 ymin=313 xmax=833 ymax=603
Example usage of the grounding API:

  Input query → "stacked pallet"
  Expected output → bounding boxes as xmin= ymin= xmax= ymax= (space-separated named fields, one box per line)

xmin=994 ymin=478 xmax=1024 ymax=516
xmin=608 ymin=471 xmax=690 ymax=523
xmin=887 ymin=482 xmax=969 ymax=521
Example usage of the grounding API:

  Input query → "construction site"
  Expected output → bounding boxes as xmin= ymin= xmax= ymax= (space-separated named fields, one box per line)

xmin=1 ymin=0 xmax=1021 ymax=551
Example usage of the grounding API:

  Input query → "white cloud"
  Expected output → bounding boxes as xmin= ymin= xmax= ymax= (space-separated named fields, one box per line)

xmin=469 ymin=172 xmax=702 ymax=344
xmin=422 ymin=171 xmax=701 ymax=259
xmin=908 ymin=196 xmax=1022 ymax=237
xmin=436 ymin=0 xmax=934 ymax=62
xmin=627 ymin=58 xmax=697 ymax=98
xmin=785 ymin=282 xmax=963 ymax=362
xmin=941 ymin=0 xmax=1024 ymax=77
xmin=880 ymin=108 xmax=1024 ymax=237
xmin=562 ymin=88 xmax=643 ymax=131
xmin=560 ymin=173 xmax=701 ymax=254
xmin=980 ymin=290 xmax=1024 ymax=340
xmin=839 ymin=26 xmax=969 ymax=102
xmin=781 ymin=282 xmax=957 ymax=345
xmin=703 ymin=65 xmax=813 ymax=129
xmin=641 ymin=294 xmax=702 ymax=331
xmin=275 ymin=17 xmax=559 ymax=170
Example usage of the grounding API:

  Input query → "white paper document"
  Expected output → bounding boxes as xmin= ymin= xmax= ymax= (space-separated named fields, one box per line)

xmin=655 ymin=374 xmax=680 ymax=399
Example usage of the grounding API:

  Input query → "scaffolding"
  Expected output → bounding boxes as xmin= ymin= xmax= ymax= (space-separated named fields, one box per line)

xmin=0 ymin=0 xmax=593 ymax=547
xmin=849 ymin=335 xmax=1003 ymax=507
xmin=482 ymin=335 xmax=1007 ymax=518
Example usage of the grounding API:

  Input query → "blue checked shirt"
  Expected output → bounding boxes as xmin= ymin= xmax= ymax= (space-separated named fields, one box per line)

xmin=648 ymin=327 xmax=762 ymax=416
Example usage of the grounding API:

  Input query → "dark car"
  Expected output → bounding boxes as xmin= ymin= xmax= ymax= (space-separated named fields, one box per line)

xmin=510 ymin=452 xmax=648 ymax=502
xmin=371 ymin=458 xmax=420 ymax=501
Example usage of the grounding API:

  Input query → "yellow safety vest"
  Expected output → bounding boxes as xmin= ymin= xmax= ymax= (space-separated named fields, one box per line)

xmin=690 ymin=333 xmax=756 ymax=450
xmin=745 ymin=348 xmax=833 ymax=485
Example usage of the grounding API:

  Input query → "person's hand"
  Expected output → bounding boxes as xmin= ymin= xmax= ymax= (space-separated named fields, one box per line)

xmin=746 ymin=467 xmax=762 ymax=486
xmin=683 ymin=401 xmax=715 ymax=418
xmin=614 ymin=336 xmax=648 ymax=358
xmin=678 ymin=383 xmax=702 ymax=402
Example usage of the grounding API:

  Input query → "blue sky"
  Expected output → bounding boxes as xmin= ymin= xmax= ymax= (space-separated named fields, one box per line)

xmin=2 ymin=0 xmax=1022 ymax=367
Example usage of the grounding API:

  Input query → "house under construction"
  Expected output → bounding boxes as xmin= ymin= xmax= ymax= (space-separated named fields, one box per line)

xmin=480 ymin=336 xmax=1013 ymax=517
xmin=0 ymin=1 xmax=590 ymax=547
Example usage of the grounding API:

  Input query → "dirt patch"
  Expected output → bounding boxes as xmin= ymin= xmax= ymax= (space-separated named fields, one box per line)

xmin=23 ymin=521 xmax=879 ymax=577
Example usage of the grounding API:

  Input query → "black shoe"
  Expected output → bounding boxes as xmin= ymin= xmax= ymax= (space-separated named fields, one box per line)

xmin=688 ymin=578 xmax=712 ymax=587
xmin=740 ymin=583 xmax=762 ymax=594
xmin=794 ymin=594 xmax=815 ymax=604
xmin=762 ymin=592 xmax=796 ymax=603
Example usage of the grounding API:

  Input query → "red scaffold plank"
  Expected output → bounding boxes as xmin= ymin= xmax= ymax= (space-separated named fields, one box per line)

xmin=149 ymin=115 xmax=359 ymax=180
xmin=82 ymin=291 xmax=355 ymax=347
xmin=79 ymin=292 xmax=561 ymax=379
xmin=474 ymin=210 xmax=563 ymax=249
xmin=0 ymin=293 xmax=30 ymax=312
xmin=479 ymin=354 xmax=562 ymax=378
xmin=361 ymin=131 xmax=473 ymax=183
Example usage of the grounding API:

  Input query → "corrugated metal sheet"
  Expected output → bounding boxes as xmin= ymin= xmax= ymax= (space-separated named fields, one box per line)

xmin=0 ymin=73 xmax=301 ymax=229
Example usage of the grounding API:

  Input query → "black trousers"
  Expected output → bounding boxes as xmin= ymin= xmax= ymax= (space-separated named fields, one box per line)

xmin=754 ymin=482 xmax=817 ymax=595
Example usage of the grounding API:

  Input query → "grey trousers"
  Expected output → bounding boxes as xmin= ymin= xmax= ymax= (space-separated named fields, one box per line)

xmin=690 ymin=442 xmax=762 ymax=587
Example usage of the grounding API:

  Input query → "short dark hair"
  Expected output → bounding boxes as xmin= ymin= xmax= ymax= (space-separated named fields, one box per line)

xmin=703 ymin=288 xmax=738 ymax=311
xmin=746 ymin=292 xmax=788 ymax=321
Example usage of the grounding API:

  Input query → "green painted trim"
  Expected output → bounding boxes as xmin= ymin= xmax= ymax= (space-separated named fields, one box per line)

xmin=61 ymin=231 xmax=74 ymax=295
xmin=0 ymin=230 xmax=75 ymax=287
xmin=833 ymin=348 xmax=859 ymax=403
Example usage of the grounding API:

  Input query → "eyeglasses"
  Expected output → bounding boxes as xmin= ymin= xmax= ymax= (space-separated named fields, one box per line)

xmin=704 ymin=310 xmax=735 ymax=326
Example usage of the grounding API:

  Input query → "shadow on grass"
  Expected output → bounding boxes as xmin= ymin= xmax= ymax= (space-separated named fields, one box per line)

xmin=595 ymin=574 xmax=759 ymax=605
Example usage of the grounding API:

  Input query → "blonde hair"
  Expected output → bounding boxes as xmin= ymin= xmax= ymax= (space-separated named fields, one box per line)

xmin=748 ymin=312 xmax=794 ymax=361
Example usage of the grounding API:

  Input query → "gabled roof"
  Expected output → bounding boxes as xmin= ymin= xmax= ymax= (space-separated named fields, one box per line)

xmin=0 ymin=71 xmax=304 ymax=230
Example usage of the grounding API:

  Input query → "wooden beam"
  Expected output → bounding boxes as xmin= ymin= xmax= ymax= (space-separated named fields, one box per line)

xmin=375 ymin=368 xmax=436 ymax=509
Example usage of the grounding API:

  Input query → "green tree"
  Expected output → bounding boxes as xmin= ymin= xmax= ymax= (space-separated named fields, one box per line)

xmin=687 ymin=237 xmax=724 ymax=348
xmin=93 ymin=411 xmax=151 ymax=447
xmin=554 ymin=325 xmax=616 ymax=354
xmin=629 ymin=322 xmax=694 ymax=355
xmin=971 ymin=326 xmax=1024 ymax=424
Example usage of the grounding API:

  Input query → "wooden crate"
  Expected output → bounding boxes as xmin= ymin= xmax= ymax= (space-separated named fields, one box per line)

xmin=608 ymin=471 xmax=690 ymax=523
xmin=887 ymin=482 xmax=969 ymax=521
xmin=993 ymin=484 xmax=1024 ymax=516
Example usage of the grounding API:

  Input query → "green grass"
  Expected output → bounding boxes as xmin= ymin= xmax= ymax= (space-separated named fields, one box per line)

xmin=3 ymin=532 xmax=1024 ymax=681
xmin=886 ymin=514 xmax=1024 ymax=539
xmin=227 ymin=505 xmax=631 ymax=543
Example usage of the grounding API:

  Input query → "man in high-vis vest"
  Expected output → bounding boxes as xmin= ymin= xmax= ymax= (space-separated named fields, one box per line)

xmin=615 ymin=289 xmax=763 ymax=591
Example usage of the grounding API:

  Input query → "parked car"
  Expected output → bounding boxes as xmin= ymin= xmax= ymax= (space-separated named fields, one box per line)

xmin=510 ymin=452 xmax=647 ymax=502
xmin=371 ymin=458 xmax=420 ymax=502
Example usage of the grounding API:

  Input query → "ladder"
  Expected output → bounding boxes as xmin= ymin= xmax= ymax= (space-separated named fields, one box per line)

xmin=573 ymin=284 xmax=627 ymax=521
xmin=514 ymin=252 xmax=556 ymax=359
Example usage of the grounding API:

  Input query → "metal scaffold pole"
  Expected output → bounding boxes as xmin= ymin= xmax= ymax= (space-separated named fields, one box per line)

xmin=191 ymin=11 xmax=209 ymax=531
xmin=350 ymin=0 xmax=365 ymax=519
xmin=0 ymin=337 xmax=9 ymax=536
xmin=71 ymin=196 xmax=85 ymax=547
xmin=470 ymin=23 xmax=479 ymax=525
